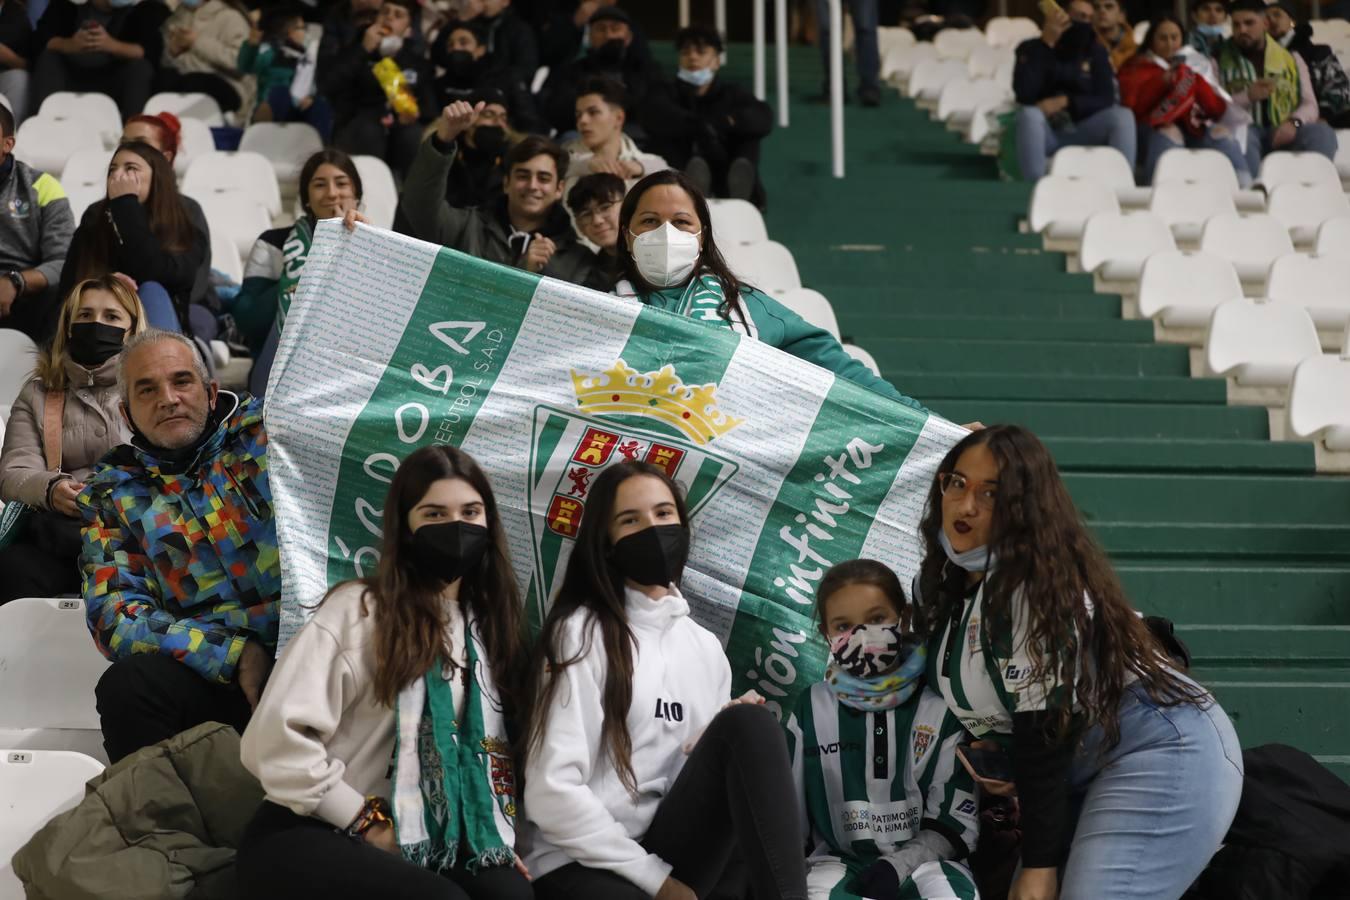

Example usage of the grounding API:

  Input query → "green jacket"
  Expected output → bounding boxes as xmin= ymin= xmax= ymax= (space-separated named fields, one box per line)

xmin=13 ymin=722 xmax=264 ymax=900
xmin=625 ymin=277 xmax=927 ymax=412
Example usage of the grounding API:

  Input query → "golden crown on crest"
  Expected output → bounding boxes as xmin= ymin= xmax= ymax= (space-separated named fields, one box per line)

xmin=570 ymin=359 xmax=744 ymax=446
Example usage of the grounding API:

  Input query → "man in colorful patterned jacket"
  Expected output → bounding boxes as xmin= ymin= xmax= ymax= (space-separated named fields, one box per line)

xmin=78 ymin=328 xmax=280 ymax=763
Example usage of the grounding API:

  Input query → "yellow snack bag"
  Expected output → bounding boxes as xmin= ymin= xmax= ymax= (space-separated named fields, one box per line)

xmin=1038 ymin=0 xmax=1064 ymax=16
xmin=372 ymin=57 xmax=419 ymax=119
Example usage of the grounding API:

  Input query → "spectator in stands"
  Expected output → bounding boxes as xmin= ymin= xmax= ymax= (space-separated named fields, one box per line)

xmin=1013 ymin=0 xmax=1137 ymax=180
xmin=323 ymin=0 xmax=432 ymax=179
xmin=915 ymin=425 xmax=1242 ymax=900
xmin=31 ymin=0 xmax=170 ymax=119
xmin=1094 ymin=0 xmax=1137 ymax=70
xmin=522 ymin=460 xmax=809 ymax=900
xmin=1266 ymin=0 xmax=1350 ymax=127
xmin=614 ymin=170 xmax=926 ymax=409
xmin=156 ymin=0 xmax=252 ymax=116
xmin=0 ymin=98 xmax=74 ymax=343
xmin=814 ymin=0 xmax=881 ymax=106
xmin=0 ymin=275 xmax=144 ymax=603
xmin=1119 ymin=16 xmax=1248 ymax=184
xmin=318 ymin=0 xmax=379 ymax=73
xmin=430 ymin=19 xmax=539 ymax=133
xmin=238 ymin=8 xmax=333 ymax=140
xmin=1215 ymin=0 xmax=1338 ymax=173
xmin=522 ymin=0 xmax=595 ymax=69
xmin=60 ymin=141 xmax=208 ymax=335
xmin=402 ymin=101 xmax=606 ymax=289
xmin=539 ymin=5 xmax=665 ymax=136
xmin=563 ymin=75 xmax=666 ymax=195
xmin=237 ymin=445 xmax=531 ymax=900
xmin=439 ymin=87 xmax=518 ymax=211
xmin=1188 ymin=0 xmax=1228 ymax=55
xmin=79 ymin=328 xmax=279 ymax=763
xmin=566 ymin=170 xmax=622 ymax=262
xmin=462 ymin=0 xmax=538 ymax=87
xmin=644 ymin=25 xmax=774 ymax=207
xmin=0 ymin=0 xmax=34 ymax=123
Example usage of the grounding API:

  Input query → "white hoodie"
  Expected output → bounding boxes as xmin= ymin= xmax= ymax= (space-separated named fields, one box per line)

xmin=520 ymin=586 xmax=732 ymax=895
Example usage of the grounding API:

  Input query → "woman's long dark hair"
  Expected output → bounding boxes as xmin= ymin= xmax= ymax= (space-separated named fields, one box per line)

xmin=1139 ymin=13 xmax=1187 ymax=58
xmin=76 ymin=142 xmax=195 ymax=281
xmin=915 ymin=425 xmax=1207 ymax=748
xmin=298 ymin=148 xmax=364 ymax=219
xmin=615 ymin=169 xmax=750 ymax=324
xmin=336 ymin=445 xmax=528 ymax=714
xmin=524 ymin=461 xmax=691 ymax=795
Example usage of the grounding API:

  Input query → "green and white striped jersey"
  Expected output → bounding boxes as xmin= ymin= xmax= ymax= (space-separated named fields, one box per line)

xmin=785 ymin=683 xmax=979 ymax=865
xmin=923 ymin=581 xmax=1079 ymax=740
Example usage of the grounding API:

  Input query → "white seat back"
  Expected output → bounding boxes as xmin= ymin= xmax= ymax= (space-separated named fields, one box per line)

xmin=12 ymin=118 xmax=103 ymax=176
xmin=0 ymin=331 xmax=36 ymax=407
xmin=1316 ymin=216 xmax=1350 ymax=259
xmin=190 ymin=192 xmax=272 ymax=258
xmin=937 ymin=77 xmax=1010 ymax=121
xmin=1027 ymin=175 xmax=1119 ymax=234
xmin=353 ymin=154 xmax=398 ymax=230
xmin=934 ymin=28 xmax=986 ymax=60
xmin=1199 ymin=213 xmax=1295 ymax=281
xmin=238 ymin=122 xmax=325 ymax=187
xmin=1335 ymin=128 xmax=1350 ymax=182
xmin=182 ymin=151 xmax=282 ymax=218
xmin=882 ymin=42 xmax=938 ymax=84
xmin=1287 ymin=354 xmax=1350 ymax=444
xmin=0 ymin=749 xmax=104 ymax=898
xmin=723 ymin=240 xmax=802 ymax=294
xmin=878 ymin=26 xmax=916 ymax=57
xmin=709 ymin=198 xmax=769 ymax=246
xmin=1148 ymin=181 xmax=1236 ymax=234
xmin=1080 ymin=211 xmax=1176 ymax=275
xmin=1049 ymin=145 xmax=1136 ymax=191
xmin=37 ymin=92 xmax=121 ymax=148
xmin=1266 ymin=183 xmax=1350 ymax=244
xmin=143 ymin=91 xmax=224 ymax=126
xmin=1258 ymin=151 xmax=1342 ymax=191
xmin=1205 ymin=298 xmax=1322 ymax=385
xmin=1153 ymin=147 xmax=1241 ymax=192
xmin=907 ymin=58 xmax=968 ymax=100
xmin=1266 ymin=253 xmax=1350 ymax=329
xmin=985 ymin=16 xmax=1040 ymax=47
xmin=64 ymin=184 xmax=101 ymax=225
xmin=776 ymin=288 xmax=840 ymax=339
xmin=0 ymin=598 xmax=109 ymax=734
xmin=209 ymin=225 xmax=244 ymax=284
xmin=173 ymin=116 xmax=217 ymax=179
xmin=1137 ymin=250 xmax=1244 ymax=325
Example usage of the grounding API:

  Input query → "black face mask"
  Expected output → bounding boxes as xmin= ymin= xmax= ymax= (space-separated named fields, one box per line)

xmin=471 ymin=125 xmax=507 ymax=156
xmin=591 ymin=38 xmax=627 ymax=65
xmin=68 ymin=322 xmax=126 ymax=367
xmin=610 ymin=524 xmax=689 ymax=588
xmin=411 ymin=521 xmax=490 ymax=585
xmin=1059 ymin=20 xmax=1096 ymax=56
xmin=444 ymin=49 xmax=477 ymax=81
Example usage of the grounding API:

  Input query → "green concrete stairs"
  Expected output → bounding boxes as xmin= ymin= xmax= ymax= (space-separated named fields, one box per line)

xmin=740 ymin=47 xmax=1350 ymax=780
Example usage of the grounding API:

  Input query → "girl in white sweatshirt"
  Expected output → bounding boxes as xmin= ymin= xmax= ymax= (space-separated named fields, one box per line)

xmin=520 ymin=460 xmax=809 ymax=900
xmin=236 ymin=445 xmax=532 ymax=900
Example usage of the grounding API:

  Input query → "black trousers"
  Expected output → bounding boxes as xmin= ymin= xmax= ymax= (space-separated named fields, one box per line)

xmin=31 ymin=51 xmax=154 ymax=119
xmin=1 ymin=286 xmax=62 ymax=344
xmin=154 ymin=68 xmax=243 ymax=113
xmin=0 ymin=508 xmax=82 ymax=604
xmin=533 ymin=704 xmax=808 ymax=900
xmin=237 ymin=801 xmax=535 ymax=900
xmin=94 ymin=653 xmax=254 ymax=763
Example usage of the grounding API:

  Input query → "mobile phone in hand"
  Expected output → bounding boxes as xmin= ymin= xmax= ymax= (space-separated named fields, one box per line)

xmin=959 ymin=744 xmax=1015 ymax=782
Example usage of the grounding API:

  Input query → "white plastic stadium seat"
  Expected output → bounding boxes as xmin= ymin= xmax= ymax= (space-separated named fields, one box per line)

xmin=1137 ymin=250 xmax=1244 ymax=327
xmin=1079 ymin=211 xmax=1177 ymax=285
xmin=143 ymin=91 xmax=225 ymax=126
xmin=0 ymin=598 xmax=110 ymax=762
xmin=1258 ymin=151 xmax=1342 ymax=192
xmin=723 ymin=240 xmax=802 ymax=294
xmin=60 ymin=148 xmax=112 ymax=192
xmin=1265 ymin=253 xmax=1350 ymax=329
xmin=1148 ymin=180 xmax=1236 ymax=244
xmin=967 ymin=45 xmax=1014 ymax=79
xmin=173 ymin=115 xmax=217 ymax=179
xmin=0 ymin=331 xmax=37 ymax=407
xmin=1205 ymin=298 xmax=1321 ymax=386
xmin=1287 ymin=354 xmax=1350 ymax=449
xmin=907 ymin=58 xmax=968 ymax=103
xmin=933 ymin=28 xmax=986 ymax=61
xmin=1048 ymin=146 xmax=1148 ymax=206
xmin=1336 ymin=129 xmax=1350 ymax=186
xmin=877 ymin=26 xmax=916 ymax=57
xmin=210 ymin=225 xmax=244 ymax=284
xmin=882 ymin=42 xmax=938 ymax=87
xmin=842 ymin=343 xmax=881 ymax=376
xmin=1316 ymin=216 xmax=1350 ymax=259
xmin=1199 ymin=213 xmax=1295 ymax=288
xmin=1027 ymin=175 xmax=1120 ymax=243
xmin=708 ymin=198 xmax=768 ymax=246
xmin=0 ymin=749 xmax=104 ymax=899
xmin=182 ymin=150 xmax=282 ymax=218
xmin=776 ymin=288 xmax=840 ymax=339
xmin=63 ymin=184 xmax=101 ymax=225
xmin=239 ymin=122 xmax=324 ymax=188
xmin=1266 ymin=183 xmax=1350 ymax=248
xmin=936 ymin=77 xmax=1011 ymax=127
xmin=12 ymin=117 xmax=102 ymax=177
xmin=1152 ymin=147 xmax=1264 ymax=211
xmin=192 ymin=192 xmax=272 ymax=258
xmin=985 ymin=16 xmax=1040 ymax=48
xmin=353 ymin=154 xmax=397 ymax=230
xmin=37 ymin=92 xmax=121 ymax=148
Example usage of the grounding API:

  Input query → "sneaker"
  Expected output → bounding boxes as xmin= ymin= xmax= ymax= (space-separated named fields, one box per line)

xmin=859 ymin=85 xmax=882 ymax=107
xmin=726 ymin=158 xmax=756 ymax=201
xmin=685 ymin=156 xmax=713 ymax=196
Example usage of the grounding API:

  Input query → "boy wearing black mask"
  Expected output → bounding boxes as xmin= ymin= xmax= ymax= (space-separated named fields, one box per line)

xmin=1011 ymin=0 xmax=1137 ymax=179
xmin=431 ymin=21 xmax=541 ymax=132
xmin=440 ymin=88 xmax=517 ymax=210
xmin=539 ymin=5 xmax=666 ymax=136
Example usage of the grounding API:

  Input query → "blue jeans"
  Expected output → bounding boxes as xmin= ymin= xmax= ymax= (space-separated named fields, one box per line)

xmin=1241 ymin=121 xmax=1339 ymax=182
xmin=1144 ymin=126 xmax=1251 ymax=187
xmin=1059 ymin=680 xmax=1243 ymax=899
xmin=137 ymin=281 xmax=180 ymax=333
xmin=815 ymin=0 xmax=879 ymax=92
xmin=1016 ymin=104 xmax=1138 ymax=181
xmin=265 ymin=85 xmax=335 ymax=143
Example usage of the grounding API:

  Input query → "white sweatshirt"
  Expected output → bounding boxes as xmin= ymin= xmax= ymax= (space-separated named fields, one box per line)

xmin=520 ymin=586 xmax=732 ymax=895
xmin=239 ymin=581 xmax=467 ymax=830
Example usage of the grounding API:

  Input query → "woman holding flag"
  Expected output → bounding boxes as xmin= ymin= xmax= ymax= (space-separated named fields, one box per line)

xmin=236 ymin=445 xmax=532 ymax=900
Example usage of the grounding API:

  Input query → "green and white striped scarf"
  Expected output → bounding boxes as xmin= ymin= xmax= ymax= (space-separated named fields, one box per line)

xmin=392 ymin=609 xmax=517 ymax=873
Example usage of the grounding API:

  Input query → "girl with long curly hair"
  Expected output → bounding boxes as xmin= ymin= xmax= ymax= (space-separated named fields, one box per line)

xmin=913 ymin=425 xmax=1242 ymax=900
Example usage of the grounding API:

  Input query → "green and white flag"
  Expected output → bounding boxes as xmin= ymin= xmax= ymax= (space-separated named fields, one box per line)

xmin=265 ymin=223 xmax=966 ymax=717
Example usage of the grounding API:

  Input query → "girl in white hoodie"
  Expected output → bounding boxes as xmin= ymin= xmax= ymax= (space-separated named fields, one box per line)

xmin=237 ymin=445 xmax=532 ymax=900
xmin=521 ymin=460 xmax=809 ymax=900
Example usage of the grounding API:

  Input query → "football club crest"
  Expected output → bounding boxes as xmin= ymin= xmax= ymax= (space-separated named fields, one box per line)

xmin=912 ymin=723 xmax=936 ymax=763
xmin=525 ymin=359 xmax=742 ymax=622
